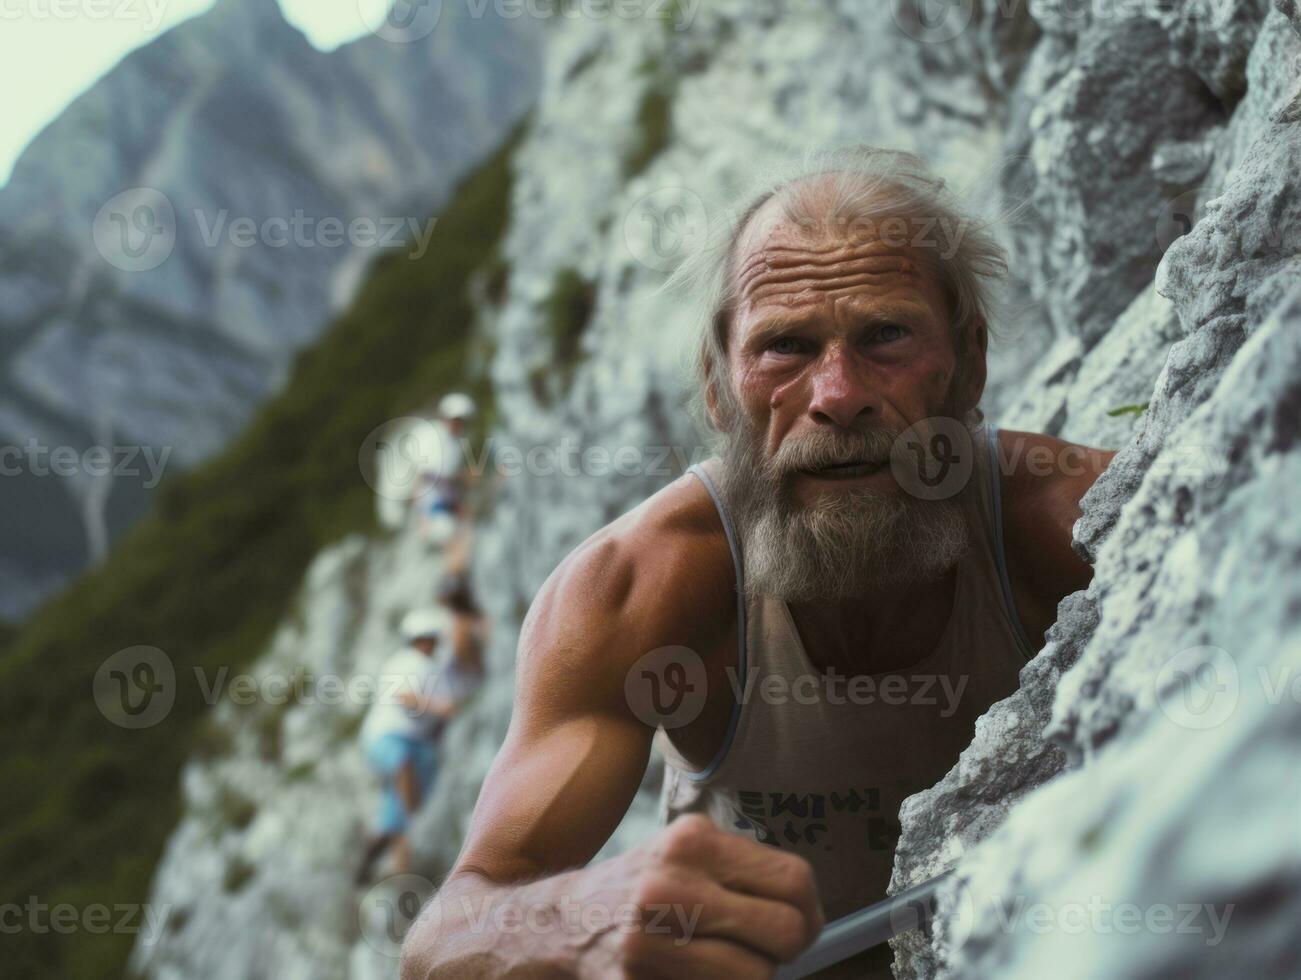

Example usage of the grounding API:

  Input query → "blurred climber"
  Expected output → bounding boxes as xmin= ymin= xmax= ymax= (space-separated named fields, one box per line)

xmin=415 ymin=392 xmax=478 ymax=559
xmin=435 ymin=570 xmax=489 ymax=709
xmin=373 ymin=392 xmax=479 ymax=544
xmin=373 ymin=405 xmax=446 ymax=534
xmin=356 ymin=607 xmax=468 ymax=885
xmin=373 ymin=412 xmax=433 ymax=532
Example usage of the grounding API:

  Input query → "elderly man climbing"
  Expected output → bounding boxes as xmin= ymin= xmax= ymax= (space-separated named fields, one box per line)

xmin=401 ymin=147 xmax=1114 ymax=979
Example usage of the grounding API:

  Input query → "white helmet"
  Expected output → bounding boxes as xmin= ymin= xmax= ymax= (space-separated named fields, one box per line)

xmin=399 ymin=607 xmax=450 ymax=643
xmin=438 ymin=392 xmax=476 ymax=421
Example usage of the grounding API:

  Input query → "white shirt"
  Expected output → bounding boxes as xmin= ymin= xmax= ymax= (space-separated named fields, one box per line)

xmin=361 ymin=647 xmax=441 ymax=746
xmin=373 ymin=418 xmax=466 ymax=528
xmin=424 ymin=420 xmax=466 ymax=499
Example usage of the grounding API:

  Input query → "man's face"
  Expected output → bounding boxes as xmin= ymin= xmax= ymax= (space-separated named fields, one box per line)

xmin=712 ymin=195 xmax=981 ymax=601
xmin=722 ymin=205 xmax=968 ymax=501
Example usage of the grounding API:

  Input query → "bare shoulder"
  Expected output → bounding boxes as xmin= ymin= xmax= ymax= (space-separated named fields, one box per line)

xmin=993 ymin=430 xmax=1117 ymax=639
xmin=517 ymin=467 xmax=737 ymax=715
xmin=994 ymin=429 xmax=1114 ymax=505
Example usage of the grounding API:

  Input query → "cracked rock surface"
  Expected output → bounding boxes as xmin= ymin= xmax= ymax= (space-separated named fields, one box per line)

xmin=891 ymin=4 xmax=1301 ymax=978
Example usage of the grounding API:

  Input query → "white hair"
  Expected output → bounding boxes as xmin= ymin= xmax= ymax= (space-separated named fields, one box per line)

xmin=666 ymin=144 xmax=1012 ymax=436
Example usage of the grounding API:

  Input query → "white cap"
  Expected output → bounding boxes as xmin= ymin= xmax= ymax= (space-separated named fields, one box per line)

xmin=438 ymin=392 xmax=476 ymax=421
xmin=399 ymin=607 xmax=450 ymax=643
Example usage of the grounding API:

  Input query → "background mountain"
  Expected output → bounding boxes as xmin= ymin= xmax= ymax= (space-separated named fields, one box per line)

xmin=0 ymin=0 xmax=542 ymax=621
xmin=3 ymin=1 xmax=1297 ymax=979
xmin=0 ymin=127 xmax=520 ymax=979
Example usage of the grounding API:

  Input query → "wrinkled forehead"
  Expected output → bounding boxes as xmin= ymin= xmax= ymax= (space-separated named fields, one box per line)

xmin=729 ymin=190 xmax=948 ymax=325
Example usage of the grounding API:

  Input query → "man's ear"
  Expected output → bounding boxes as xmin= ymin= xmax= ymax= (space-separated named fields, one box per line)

xmin=703 ymin=358 xmax=725 ymax=431
xmin=957 ymin=316 xmax=989 ymax=413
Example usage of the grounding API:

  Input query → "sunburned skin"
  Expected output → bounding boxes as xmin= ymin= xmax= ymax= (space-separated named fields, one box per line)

xmin=726 ymin=210 xmax=966 ymax=500
xmin=473 ymin=715 xmax=619 ymax=874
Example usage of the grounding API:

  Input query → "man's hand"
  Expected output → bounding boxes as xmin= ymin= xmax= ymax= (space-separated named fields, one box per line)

xmin=582 ymin=814 xmax=823 ymax=975
xmin=405 ymin=814 xmax=823 ymax=978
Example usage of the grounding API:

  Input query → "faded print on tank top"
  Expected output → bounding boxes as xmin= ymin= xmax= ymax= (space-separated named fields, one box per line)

xmin=656 ymin=425 xmax=1035 ymax=923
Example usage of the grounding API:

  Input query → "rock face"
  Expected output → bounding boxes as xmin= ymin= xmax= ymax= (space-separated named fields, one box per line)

xmin=0 ymin=0 xmax=541 ymax=620
xmin=887 ymin=4 xmax=1301 ymax=978
xmin=135 ymin=1 xmax=1300 ymax=977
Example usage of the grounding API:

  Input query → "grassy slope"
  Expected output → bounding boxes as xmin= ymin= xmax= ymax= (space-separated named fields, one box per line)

xmin=0 ymin=125 xmax=521 ymax=979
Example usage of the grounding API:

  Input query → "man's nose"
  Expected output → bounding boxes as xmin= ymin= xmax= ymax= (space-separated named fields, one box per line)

xmin=807 ymin=346 xmax=880 ymax=429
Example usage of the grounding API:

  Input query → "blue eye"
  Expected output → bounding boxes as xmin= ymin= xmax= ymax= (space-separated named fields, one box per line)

xmin=874 ymin=323 xmax=906 ymax=343
xmin=770 ymin=336 xmax=803 ymax=355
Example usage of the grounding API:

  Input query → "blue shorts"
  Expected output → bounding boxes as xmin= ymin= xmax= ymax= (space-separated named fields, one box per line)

xmin=426 ymin=494 xmax=460 ymax=517
xmin=366 ymin=733 xmax=438 ymax=835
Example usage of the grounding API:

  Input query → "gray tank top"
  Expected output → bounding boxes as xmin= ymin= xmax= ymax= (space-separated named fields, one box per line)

xmin=657 ymin=425 xmax=1034 ymax=933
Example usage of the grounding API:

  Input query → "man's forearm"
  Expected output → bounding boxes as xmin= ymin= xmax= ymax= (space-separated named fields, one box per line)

xmin=400 ymin=867 xmax=588 ymax=980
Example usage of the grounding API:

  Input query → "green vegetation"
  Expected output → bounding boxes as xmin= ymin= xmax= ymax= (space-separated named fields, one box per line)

xmin=214 ymin=785 xmax=257 ymax=832
xmin=623 ymin=85 xmax=673 ymax=178
xmin=540 ymin=266 xmax=597 ymax=394
xmin=0 ymin=123 xmax=524 ymax=979
xmin=221 ymin=856 xmax=257 ymax=895
xmin=1079 ymin=822 xmax=1105 ymax=853
xmin=622 ymin=52 xmax=676 ymax=178
xmin=1106 ymin=402 xmax=1151 ymax=419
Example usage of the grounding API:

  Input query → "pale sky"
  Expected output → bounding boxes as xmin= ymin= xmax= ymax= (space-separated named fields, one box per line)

xmin=0 ymin=0 xmax=399 ymax=186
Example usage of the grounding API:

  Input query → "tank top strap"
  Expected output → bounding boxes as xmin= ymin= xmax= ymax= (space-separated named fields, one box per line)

xmin=662 ymin=460 xmax=749 ymax=780
xmin=968 ymin=424 xmax=1037 ymax=659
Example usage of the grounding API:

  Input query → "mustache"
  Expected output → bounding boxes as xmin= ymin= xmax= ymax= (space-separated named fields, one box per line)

xmin=768 ymin=425 xmax=901 ymax=477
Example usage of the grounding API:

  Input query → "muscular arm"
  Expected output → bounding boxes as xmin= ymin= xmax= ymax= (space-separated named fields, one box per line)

xmin=997 ymin=429 xmax=1117 ymax=646
xmin=459 ymin=535 xmax=662 ymax=883
xmin=402 ymin=477 xmax=822 ymax=979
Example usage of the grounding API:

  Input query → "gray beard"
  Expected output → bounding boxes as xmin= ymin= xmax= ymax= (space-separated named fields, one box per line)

xmin=716 ymin=414 xmax=976 ymax=603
